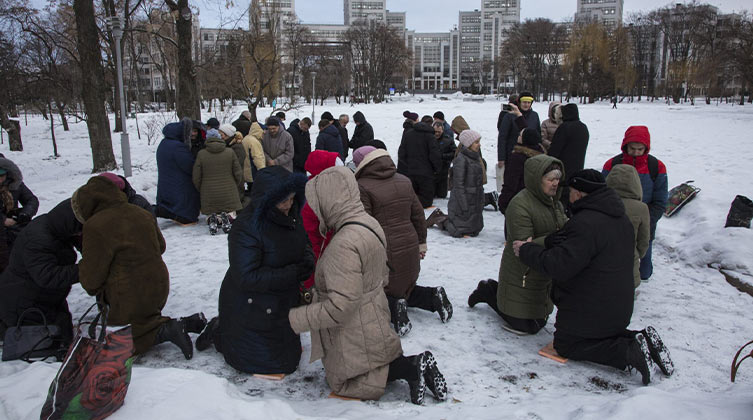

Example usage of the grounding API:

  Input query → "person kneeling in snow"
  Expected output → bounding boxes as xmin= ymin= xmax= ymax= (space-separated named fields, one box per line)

xmin=513 ymin=170 xmax=674 ymax=385
xmin=72 ymin=176 xmax=205 ymax=359
xmin=288 ymin=166 xmax=448 ymax=405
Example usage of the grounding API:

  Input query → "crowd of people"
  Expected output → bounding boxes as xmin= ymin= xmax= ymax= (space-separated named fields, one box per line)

xmin=0 ymin=93 xmax=675 ymax=406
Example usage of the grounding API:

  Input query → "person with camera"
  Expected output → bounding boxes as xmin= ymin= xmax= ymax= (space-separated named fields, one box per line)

xmin=497 ymin=92 xmax=541 ymax=196
xmin=0 ymin=156 xmax=39 ymax=273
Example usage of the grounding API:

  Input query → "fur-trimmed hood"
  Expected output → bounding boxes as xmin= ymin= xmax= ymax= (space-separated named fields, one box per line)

xmin=0 ymin=157 xmax=24 ymax=190
xmin=512 ymin=144 xmax=545 ymax=158
xmin=162 ymin=117 xmax=193 ymax=147
xmin=249 ymin=166 xmax=307 ymax=231
xmin=71 ymin=176 xmax=127 ymax=224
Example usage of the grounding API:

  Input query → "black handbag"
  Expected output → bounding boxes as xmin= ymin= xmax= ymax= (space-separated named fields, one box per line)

xmin=2 ymin=308 xmax=66 ymax=362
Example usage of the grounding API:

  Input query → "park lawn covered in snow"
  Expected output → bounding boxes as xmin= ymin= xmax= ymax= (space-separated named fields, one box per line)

xmin=1 ymin=96 xmax=752 ymax=420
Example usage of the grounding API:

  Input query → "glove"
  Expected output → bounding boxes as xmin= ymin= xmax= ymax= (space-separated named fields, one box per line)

xmin=545 ymin=230 xmax=567 ymax=249
xmin=15 ymin=213 xmax=31 ymax=225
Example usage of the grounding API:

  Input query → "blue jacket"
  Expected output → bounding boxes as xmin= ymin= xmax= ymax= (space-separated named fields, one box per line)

xmin=218 ymin=166 xmax=312 ymax=374
xmin=498 ymin=109 xmax=540 ymax=162
xmin=315 ymin=124 xmax=343 ymax=155
xmin=156 ymin=120 xmax=200 ymax=221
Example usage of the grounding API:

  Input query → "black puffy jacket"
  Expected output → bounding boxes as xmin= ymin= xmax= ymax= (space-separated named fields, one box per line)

xmin=547 ymin=103 xmax=589 ymax=175
xmin=397 ymin=121 xmax=441 ymax=179
xmin=217 ymin=166 xmax=313 ymax=374
xmin=348 ymin=112 xmax=375 ymax=151
xmin=518 ymin=186 xmax=635 ymax=339
xmin=288 ymin=119 xmax=311 ymax=173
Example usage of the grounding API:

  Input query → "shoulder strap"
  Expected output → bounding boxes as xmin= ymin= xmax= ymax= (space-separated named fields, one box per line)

xmin=339 ymin=221 xmax=385 ymax=249
xmin=647 ymin=155 xmax=659 ymax=182
xmin=611 ymin=154 xmax=624 ymax=166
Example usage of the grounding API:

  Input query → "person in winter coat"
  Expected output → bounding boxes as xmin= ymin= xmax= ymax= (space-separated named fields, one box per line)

xmin=451 ymin=115 xmax=489 ymax=187
xmin=497 ymin=128 xmax=547 ymax=215
xmin=301 ymin=150 xmax=342 ymax=294
xmin=433 ymin=111 xmax=453 ymax=141
xmin=606 ymin=165 xmax=651 ymax=288
xmin=315 ymin=119 xmax=344 ymax=156
xmin=219 ymin=124 xmax=248 ymax=200
xmin=540 ymin=101 xmax=562 ymax=150
xmin=190 ymin=120 xmax=207 ymax=159
xmin=156 ymin=118 xmax=200 ymax=224
xmin=348 ymin=111 xmax=375 ymax=151
xmin=548 ymin=103 xmax=590 ymax=211
xmin=321 ymin=112 xmax=349 ymax=161
xmin=397 ymin=112 xmax=441 ymax=208
xmin=232 ymin=110 xmax=253 ymax=137
xmin=196 ymin=166 xmax=313 ymax=375
xmin=261 ymin=117 xmax=295 ymax=172
xmin=498 ymin=91 xmax=541 ymax=193
xmin=514 ymin=169 xmax=674 ymax=385
xmin=289 ymin=118 xmax=312 ymax=174
xmin=288 ymin=166 xmax=448 ymax=405
xmin=496 ymin=95 xmax=519 ymax=133
xmin=72 ymin=177 xmax=204 ymax=359
xmin=241 ymin=122 xmax=267 ymax=195
xmin=426 ymin=130 xmax=485 ymax=238
xmin=354 ymin=147 xmax=453 ymax=337
xmin=602 ymin=126 xmax=668 ymax=281
xmin=468 ymin=154 xmax=567 ymax=334
xmin=193 ymin=129 xmax=244 ymax=234
xmin=98 ymin=172 xmax=153 ymax=216
xmin=0 ymin=157 xmax=39 ymax=272
xmin=432 ymin=121 xmax=457 ymax=199
xmin=0 ymin=199 xmax=80 ymax=344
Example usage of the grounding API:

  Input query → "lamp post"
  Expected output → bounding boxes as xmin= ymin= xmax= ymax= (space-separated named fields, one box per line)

xmin=108 ymin=15 xmax=132 ymax=177
xmin=311 ymin=71 xmax=317 ymax=122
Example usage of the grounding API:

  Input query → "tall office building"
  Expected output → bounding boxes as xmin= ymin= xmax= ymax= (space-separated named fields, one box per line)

xmin=344 ymin=0 xmax=387 ymax=25
xmin=575 ymin=0 xmax=624 ymax=28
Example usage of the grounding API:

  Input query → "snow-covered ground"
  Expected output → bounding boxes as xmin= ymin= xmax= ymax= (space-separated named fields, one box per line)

xmin=1 ymin=96 xmax=752 ymax=419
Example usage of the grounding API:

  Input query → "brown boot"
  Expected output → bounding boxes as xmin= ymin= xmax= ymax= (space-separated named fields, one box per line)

xmin=426 ymin=208 xmax=448 ymax=228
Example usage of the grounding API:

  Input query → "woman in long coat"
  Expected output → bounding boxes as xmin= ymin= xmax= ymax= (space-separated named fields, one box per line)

xmin=288 ymin=166 xmax=447 ymax=405
xmin=355 ymin=147 xmax=452 ymax=336
xmin=198 ymin=166 xmax=313 ymax=375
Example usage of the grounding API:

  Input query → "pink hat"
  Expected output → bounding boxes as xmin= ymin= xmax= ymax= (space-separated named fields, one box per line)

xmin=98 ymin=172 xmax=126 ymax=191
xmin=353 ymin=146 xmax=377 ymax=167
xmin=459 ymin=129 xmax=481 ymax=148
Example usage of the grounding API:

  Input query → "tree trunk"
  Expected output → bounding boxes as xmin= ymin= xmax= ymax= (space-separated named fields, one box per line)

xmin=169 ymin=0 xmax=201 ymax=121
xmin=55 ymin=99 xmax=70 ymax=131
xmin=73 ymin=0 xmax=117 ymax=172
xmin=48 ymin=101 xmax=59 ymax=157
xmin=0 ymin=105 xmax=22 ymax=151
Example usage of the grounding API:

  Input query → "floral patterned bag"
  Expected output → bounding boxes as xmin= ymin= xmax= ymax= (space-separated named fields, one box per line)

xmin=40 ymin=302 xmax=135 ymax=420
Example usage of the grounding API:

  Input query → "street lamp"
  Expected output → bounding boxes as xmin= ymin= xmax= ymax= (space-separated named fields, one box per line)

xmin=107 ymin=15 xmax=132 ymax=177
xmin=311 ymin=71 xmax=317 ymax=122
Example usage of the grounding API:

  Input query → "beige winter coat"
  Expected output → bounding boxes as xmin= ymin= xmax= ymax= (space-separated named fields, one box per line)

xmin=242 ymin=122 xmax=267 ymax=183
xmin=540 ymin=101 xmax=561 ymax=150
xmin=289 ymin=166 xmax=402 ymax=400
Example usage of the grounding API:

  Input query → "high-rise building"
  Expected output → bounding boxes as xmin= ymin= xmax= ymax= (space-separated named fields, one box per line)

xmin=575 ymin=0 xmax=624 ymax=28
xmin=411 ymin=32 xmax=459 ymax=92
xmin=458 ymin=10 xmax=482 ymax=92
xmin=249 ymin=0 xmax=297 ymax=35
xmin=344 ymin=0 xmax=386 ymax=25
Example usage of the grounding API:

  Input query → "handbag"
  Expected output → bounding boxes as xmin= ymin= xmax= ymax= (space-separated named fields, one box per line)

xmin=2 ymin=308 xmax=65 ymax=362
xmin=40 ymin=302 xmax=135 ymax=420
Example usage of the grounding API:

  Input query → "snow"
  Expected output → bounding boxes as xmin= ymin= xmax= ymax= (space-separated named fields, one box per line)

xmin=1 ymin=96 xmax=753 ymax=419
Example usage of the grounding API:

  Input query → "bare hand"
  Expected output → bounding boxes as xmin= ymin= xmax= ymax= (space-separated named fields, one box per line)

xmin=510 ymin=103 xmax=522 ymax=117
xmin=4 ymin=218 xmax=16 ymax=227
xmin=419 ymin=251 xmax=426 ymax=259
xmin=267 ymin=159 xmax=275 ymax=166
xmin=512 ymin=237 xmax=532 ymax=257
xmin=497 ymin=161 xmax=505 ymax=168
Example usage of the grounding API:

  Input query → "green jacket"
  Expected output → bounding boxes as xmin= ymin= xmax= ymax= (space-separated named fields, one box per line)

xmin=606 ymin=164 xmax=650 ymax=288
xmin=193 ymin=137 xmax=243 ymax=215
xmin=497 ymin=154 xmax=568 ymax=320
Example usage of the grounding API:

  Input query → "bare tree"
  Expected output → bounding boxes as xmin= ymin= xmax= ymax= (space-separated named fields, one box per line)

xmin=164 ymin=0 xmax=200 ymax=120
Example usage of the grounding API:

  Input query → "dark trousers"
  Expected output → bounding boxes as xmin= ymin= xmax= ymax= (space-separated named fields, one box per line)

xmin=387 ymin=355 xmax=418 ymax=382
xmin=554 ymin=329 xmax=637 ymax=371
xmin=154 ymin=205 xmax=196 ymax=224
xmin=639 ymin=240 xmax=653 ymax=280
xmin=386 ymin=286 xmax=436 ymax=323
xmin=473 ymin=279 xmax=546 ymax=334
xmin=410 ymin=175 xmax=435 ymax=208
xmin=434 ymin=169 xmax=449 ymax=199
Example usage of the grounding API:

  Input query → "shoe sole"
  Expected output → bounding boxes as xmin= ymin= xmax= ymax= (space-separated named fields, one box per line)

xmin=423 ymin=351 xmax=448 ymax=401
xmin=501 ymin=323 xmax=531 ymax=336
xmin=636 ymin=334 xmax=653 ymax=385
xmin=435 ymin=287 xmax=453 ymax=323
xmin=411 ymin=353 xmax=428 ymax=405
xmin=643 ymin=326 xmax=674 ymax=377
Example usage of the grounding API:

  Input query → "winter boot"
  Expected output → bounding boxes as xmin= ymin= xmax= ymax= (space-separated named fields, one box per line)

xmin=219 ymin=212 xmax=232 ymax=234
xmin=426 ymin=208 xmax=448 ymax=228
xmin=484 ymin=191 xmax=499 ymax=211
xmin=422 ymin=351 xmax=448 ymax=401
xmin=407 ymin=352 xmax=429 ymax=405
xmin=196 ymin=316 xmax=219 ymax=352
xmin=208 ymin=214 xmax=219 ymax=235
xmin=155 ymin=319 xmax=194 ymax=360
xmin=626 ymin=334 xmax=653 ymax=385
xmin=725 ymin=195 xmax=753 ymax=228
xmin=433 ymin=287 xmax=453 ymax=323
xmin=642 ymin=326 xmax=674 ymax=377
xmin=179 ymin=312 xmax=207 ymax=334
xmin=394 ymin=298 xmax=412 ymax=337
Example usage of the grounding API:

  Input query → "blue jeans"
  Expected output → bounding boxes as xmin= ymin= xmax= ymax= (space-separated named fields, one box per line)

xmin=640 ymin=240 xmax=653 ymax=280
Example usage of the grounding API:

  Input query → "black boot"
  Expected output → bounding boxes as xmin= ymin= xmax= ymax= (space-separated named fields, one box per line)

xmin=394 ymin=298 xmax=412 ymax=337
xmin=432 ymin=287 xmax=453 ymax=323
xmin=642 ymin=326 xmax=674 ymax=377
xmin=484 ymin=192 xmax=499 ymax=211
xmin=725 ymin=195 xmax=753 ymax=228
xmin=179 ymin=312 xmax=207 ymax=334
xmin=407 ymin=352 xmax=429 ymax=405
xmin=468 ymin=279 xmax=495 ymax=308
xmin=196 ymin=317 xmax=219 ymax=352
xmin=422 ymin=351 xmax=448 ymax=401
xmin=155 ymin=319 xmax=193 ymax=360
xmin=626 ymin=334 xmax=653 ymax=385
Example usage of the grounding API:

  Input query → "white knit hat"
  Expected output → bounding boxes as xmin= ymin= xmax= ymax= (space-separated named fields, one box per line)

xmin=459 ymin=129 xmax=481 ymax=148
xmin=219 ymin=124 xmax=236 ymax=138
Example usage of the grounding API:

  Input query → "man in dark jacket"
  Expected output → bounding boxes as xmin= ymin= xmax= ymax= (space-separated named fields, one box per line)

xmin=0 ymin=199 xmax=81 ymax=344
xmin=315 ymin=120 xmax=344 ymax=156
xmin=155 ymin=118 xmax=200 ymax=224
xmin=397 ymin=111 xmax=441 ymax=208
xmin=602 ymin=126 xmax=668 ymax=281
xmin=432 ymin=121 xmax=456 ymax=199
xmin=548 ymin=103 xmax=590 ymax=211
xmin=232 ymin=110 xmax=253 ymax=137
xmin=0 ymin=157 xmax=39 ymax=272
xmin=497 ymin=92 xmax=540 ymax=193
xmin=288 ymin=118 xmax=312 ymax=174
xmin=349 ymin=111 xmax=375 ymax=151
xmin=514 ymin=169 xmax=674 ymax=385
xmin=321 ymin=112 xmax=349 ymax=161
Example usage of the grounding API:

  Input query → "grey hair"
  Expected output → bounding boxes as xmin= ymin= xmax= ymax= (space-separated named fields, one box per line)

xmin=544 ymin=169 xmax=563 ymax=180
xmin=339 ymin=114 xmax=349 ymax=119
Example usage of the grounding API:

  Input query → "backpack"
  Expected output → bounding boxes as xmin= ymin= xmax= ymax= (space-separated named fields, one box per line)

xmin=611 ymin=153 xmax=659 ymax=181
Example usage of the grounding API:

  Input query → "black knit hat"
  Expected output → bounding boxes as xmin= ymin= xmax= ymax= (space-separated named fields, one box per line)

xmin=206 ymin=117 xmax=220 ymax=129
xmin=266 ymin=116 xmax=281 ymax=127
xmin=320 ymin=111 xmax=334 ymax=121
xmin=521 ymin=128 xmax=541 ymax=147
xmin=567 ymin=169 xmax=606 ymax=193
xmin=433 ymin=111 xmax=445 ymax=120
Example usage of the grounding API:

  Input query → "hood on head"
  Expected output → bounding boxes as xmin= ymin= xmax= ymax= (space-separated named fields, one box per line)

xmin=621 ymin=125 xmax=651 ymax=153
xmin=205 ymin=137 xmax=227 ymax=153
xmin=451 ymin=116 xmax=470 ymax=134
xmin=353 ymin=111 xmax=366 ymax=124
xmin=548 ymin=101 xmax=561 ymax=119
xmin=0 ymin=157 xmax=23 ymax=190
xmin=354 ymin=149 xmax=394 ymax=178
xmin=248 ymin=122 xmax=264 ymax=140
xmin=606 ymin=164 xmax=643 ymax=201
xmin=71 ymin=176 xmax=127 ymax=224
xmin=305 ymin=150 xmax=341 ymax=179
xmin=46 ymin=198 xmax=83 ymax=239
xmin=305 ymin=166 xmax=365 ymax=236
xmin=561 ymin=103 xmax=579 ymax=122
xmin=162 ymin=117 xmax=193 ymax=146
xmin=249 ymin=166 xmax=307 ymax=229
xmin=523 ymin=154 xmax=564 ymax=206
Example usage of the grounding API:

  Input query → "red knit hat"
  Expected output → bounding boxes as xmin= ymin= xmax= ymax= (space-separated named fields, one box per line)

xmin=98 ymin=172 xmax=126 ymax=191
